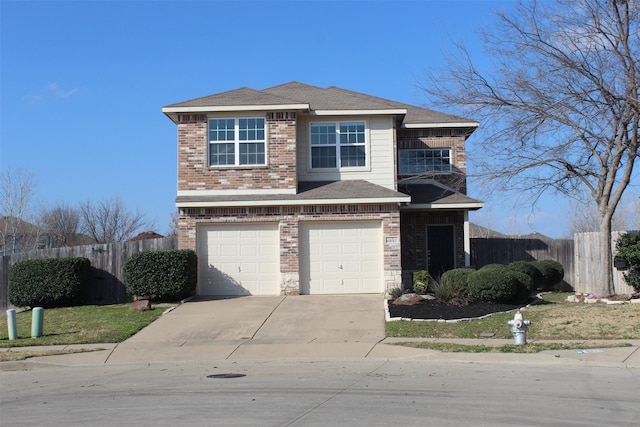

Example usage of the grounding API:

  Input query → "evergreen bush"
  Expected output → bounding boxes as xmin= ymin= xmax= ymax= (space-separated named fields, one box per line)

xmin=440 ymin=268 xmax=475 ymax=288
xmin=124 ymin=249 xmax=197 ymax=301
xmin=531 ymin=259 xmax=564 ymax=290
xmin=466 ymin=266 xmax=530 ymax=303
xmin=480 ymin=263 xmax=506 ymax=270
xmin=508 ymin=261 xmax=544 ymax=291
xmin=616 ymin=232 xmax=640 ymax=291
xmin=8 ymin=257 xmax=91 ymax=308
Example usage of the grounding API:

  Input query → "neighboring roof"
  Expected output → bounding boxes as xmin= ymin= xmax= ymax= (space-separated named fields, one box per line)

xmin=163 ymin=81 xmax=477 ymax=128
xmin=176 ymin=180 xmax=411 ymax=208
xmin=128 ymin=231 xmax=165 ymax=242
xmin=469 ymin=223 xmax=509 ymax=238
xmin=398 ymin=183 xmax=484 ymax=210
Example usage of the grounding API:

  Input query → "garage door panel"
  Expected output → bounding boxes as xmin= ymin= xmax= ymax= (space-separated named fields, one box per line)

xmin=300 ymin=221 xmax=382 ymax=294
xmin=198 ymin=223 xmax=279 ymax=296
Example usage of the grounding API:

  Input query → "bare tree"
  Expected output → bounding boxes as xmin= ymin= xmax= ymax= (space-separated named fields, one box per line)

xmin=567 ymin=198 xmax=631 ymax=235
xmin=167 ymin=211 xmax=179 ymax=237
xmin=422 ymin=0 xmax=639 ymax=295
xmin=79 ymin=196 xmax=151 ymax=243
xmin=39 ymin=203 xmax=83 ymax=248
xmin=0 ymin=169 xmax=40 ymax=254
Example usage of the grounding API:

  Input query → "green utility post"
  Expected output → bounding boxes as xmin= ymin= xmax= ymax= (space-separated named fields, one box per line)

xmin=31 ymin=307 xmax=43 ymax=338
xmin=6 ymin=309 xmax=17 ymax=340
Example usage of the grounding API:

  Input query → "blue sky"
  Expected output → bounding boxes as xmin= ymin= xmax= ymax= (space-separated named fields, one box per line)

xmin=2 ymin=0 xmax=631 ymax=237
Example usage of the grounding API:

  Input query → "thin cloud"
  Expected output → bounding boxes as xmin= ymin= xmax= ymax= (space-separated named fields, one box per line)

xmin=48 ymin=82 xmax=79 ymax=98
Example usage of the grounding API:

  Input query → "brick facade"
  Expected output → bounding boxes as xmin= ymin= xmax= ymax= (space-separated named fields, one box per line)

xmin=177 ymin=113 xmax=297 ymax=192
xmin=169 ymin=88 xmax=476 ymax=295
xmin=397 ymin=128 xmax=468 ymax=193
xmin=178 ymin=204 xmax=403 ymax=294
xmin=400 ymin=210 xmax=466 ymax=284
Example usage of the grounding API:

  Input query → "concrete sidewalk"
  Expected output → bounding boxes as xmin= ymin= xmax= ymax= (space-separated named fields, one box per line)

xmin=2 ymin=295 xmax=639 ymax=368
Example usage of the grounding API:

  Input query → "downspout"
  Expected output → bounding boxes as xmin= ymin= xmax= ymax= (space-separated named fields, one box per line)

xmin=463 ymin=211 xmax=471 ymax=267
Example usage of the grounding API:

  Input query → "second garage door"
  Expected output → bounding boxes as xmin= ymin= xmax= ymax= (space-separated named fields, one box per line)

xmin=299 ymin=221 xmax=383 ymax=294
xmin=197 ymin=223 xmax=280 ymax=296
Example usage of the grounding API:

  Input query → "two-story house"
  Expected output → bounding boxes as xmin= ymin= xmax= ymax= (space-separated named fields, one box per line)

xmin=162 ymin=82 xmax=483 ymax=296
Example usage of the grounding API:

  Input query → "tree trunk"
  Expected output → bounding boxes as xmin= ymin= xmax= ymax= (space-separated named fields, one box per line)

xmin=598 ymin=219 xmax=614 ymax=296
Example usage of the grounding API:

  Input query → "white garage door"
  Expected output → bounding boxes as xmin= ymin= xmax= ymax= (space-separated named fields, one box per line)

xmin=197 ymin=223 xmax=279 ymax=296
xmin=299 ymin=221 xmax=383 ymax=294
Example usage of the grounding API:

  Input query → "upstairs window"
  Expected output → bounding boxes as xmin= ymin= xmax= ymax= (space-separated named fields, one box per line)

xmin=209 ymin=118 xmax=266 ymax=166
xmin=310 ymin=121 xmax=367 ymax=169
xmin=399 ymin=149 xmax=451 ymax=175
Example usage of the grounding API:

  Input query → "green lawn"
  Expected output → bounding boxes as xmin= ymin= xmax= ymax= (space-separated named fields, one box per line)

xmin=0 ymin=304 xmax=165 ymax=348
xmin=386 ymin=293 xmax=640 ymax=352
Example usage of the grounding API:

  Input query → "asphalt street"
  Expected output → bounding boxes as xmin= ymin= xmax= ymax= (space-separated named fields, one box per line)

xmin=2 ymin=359 xmax=638 ymax=426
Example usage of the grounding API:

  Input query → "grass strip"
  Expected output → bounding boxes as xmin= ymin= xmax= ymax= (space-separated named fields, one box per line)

xmin=394 ymin=341 xmax=632 ymax=353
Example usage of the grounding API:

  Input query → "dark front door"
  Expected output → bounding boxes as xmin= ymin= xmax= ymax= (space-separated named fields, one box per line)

xmin=426 ymin=225 xmax=455 ymax=278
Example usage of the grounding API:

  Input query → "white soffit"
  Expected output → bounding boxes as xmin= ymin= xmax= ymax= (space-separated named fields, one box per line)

xmin=310 ymin=109 xmax=407 ymax=116
xmin=162 ymin=104 xmax=310 ymax=113
xmin=403 ymin=122 xmax=479 ymax=128
xmin=177 ymin=196 xmax=411 ymax=208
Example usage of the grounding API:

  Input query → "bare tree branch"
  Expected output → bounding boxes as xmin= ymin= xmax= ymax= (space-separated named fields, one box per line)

xmin=0 ymin=169 xmax=40 ymax=254
xmin=422 ymin=0 xmax=640 ymax=294
xmin=79 ymin=195 xmax=152 ymax=243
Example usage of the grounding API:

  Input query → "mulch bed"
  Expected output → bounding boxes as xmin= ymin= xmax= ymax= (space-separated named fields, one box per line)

xmin=387 ymin=297 xmax=530 ymax=320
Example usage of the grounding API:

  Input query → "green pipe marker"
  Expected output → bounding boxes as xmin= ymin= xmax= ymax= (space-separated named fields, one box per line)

xmin=31 ymin=307 xmax=43 ymax=338
xmin=7 ymin=309 xmax=17 ymax=340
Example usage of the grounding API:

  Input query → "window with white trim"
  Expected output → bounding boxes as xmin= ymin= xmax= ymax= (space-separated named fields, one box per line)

xmin=208 ymin=118 xmax=266 ymax=166
xmin=310 ymin=121 xmax=367 ymax=169
xmin=398 ymin=149 xmax=451 ymax=175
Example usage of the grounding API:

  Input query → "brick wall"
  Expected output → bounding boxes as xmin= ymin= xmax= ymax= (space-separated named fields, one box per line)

xmin=400 ymin=210 xmax=466 ymax=278
xmin=178 ymin=203 xmax=402 ymax=293
xmin=397 ymin=128 xmax=468 ymax=193
xmin=176 ymin=112 xmax=297 ymax=192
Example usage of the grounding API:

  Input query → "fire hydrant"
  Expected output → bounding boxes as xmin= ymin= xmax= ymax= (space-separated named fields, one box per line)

xmin=507 ymin=310 xmax=530 ymax=345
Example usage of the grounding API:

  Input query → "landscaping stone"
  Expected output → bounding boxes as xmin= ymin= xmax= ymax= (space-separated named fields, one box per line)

xmin=130 ymin=300 xmax=151 ymax=311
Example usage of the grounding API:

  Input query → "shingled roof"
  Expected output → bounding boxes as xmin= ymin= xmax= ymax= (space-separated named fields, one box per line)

xmin=163 ymin=81 xmax=477 ymax=128
xmin=176 ymin=180 xmax=410 ymax=208
xmin=398 ymin=182 xmax=483 ymax=210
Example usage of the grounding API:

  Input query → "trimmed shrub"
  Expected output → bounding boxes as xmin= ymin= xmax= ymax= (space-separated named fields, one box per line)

xmin=479 ymin=263 xmax=506 ymax=270
xmin=440 ymin=268 xmax=475 ymax=288
xmin=510 ymin=271 xmax=535 ymax=302
xmin=124 ymin=249 xmax=197 ymax=301
xmin=508 ymin=261 xmax=544 ymax=291
xmin=8 ymin=257 xmax=91 ymax=308
xmin=466 ymin=266 xmax=530 ymax=303
xmin=531 ymin=259 xmax=564 ymax=290
xmin=616 ymin=232 xmax=640 ymax=291
xmin=412 ymin=270 xmax=430 ymax=294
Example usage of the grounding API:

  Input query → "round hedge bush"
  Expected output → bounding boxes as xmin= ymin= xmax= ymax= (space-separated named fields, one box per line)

xmin=466 ymin=266 xmax=530 ymax=303
xmin=479 ymin=263 xmax=506 ymax=270
xmin=531 ymin=259 xmax=564 ymax=290
xmin=8 ymin=257 xmax=91 ymax=308
xmin=124 ymin=249 xmax=197 ymax=301
xmin=440 ymin=268 xmax=475 ymax=288
xmin=508 ymin=261 xmax=544 ymax=291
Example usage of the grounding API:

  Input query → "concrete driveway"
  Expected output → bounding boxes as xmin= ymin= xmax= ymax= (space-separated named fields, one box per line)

xmin=105 ymin=294 xmax=387 ymax=363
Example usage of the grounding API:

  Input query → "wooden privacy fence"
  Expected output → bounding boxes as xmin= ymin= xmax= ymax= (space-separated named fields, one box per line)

xmin=0 ymin=236 xmax=178 ymax=311
xmin=574 ymin=231 xmax=636 ymax=295
xmin=471 ymin=237 xmax=575 ymax=290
